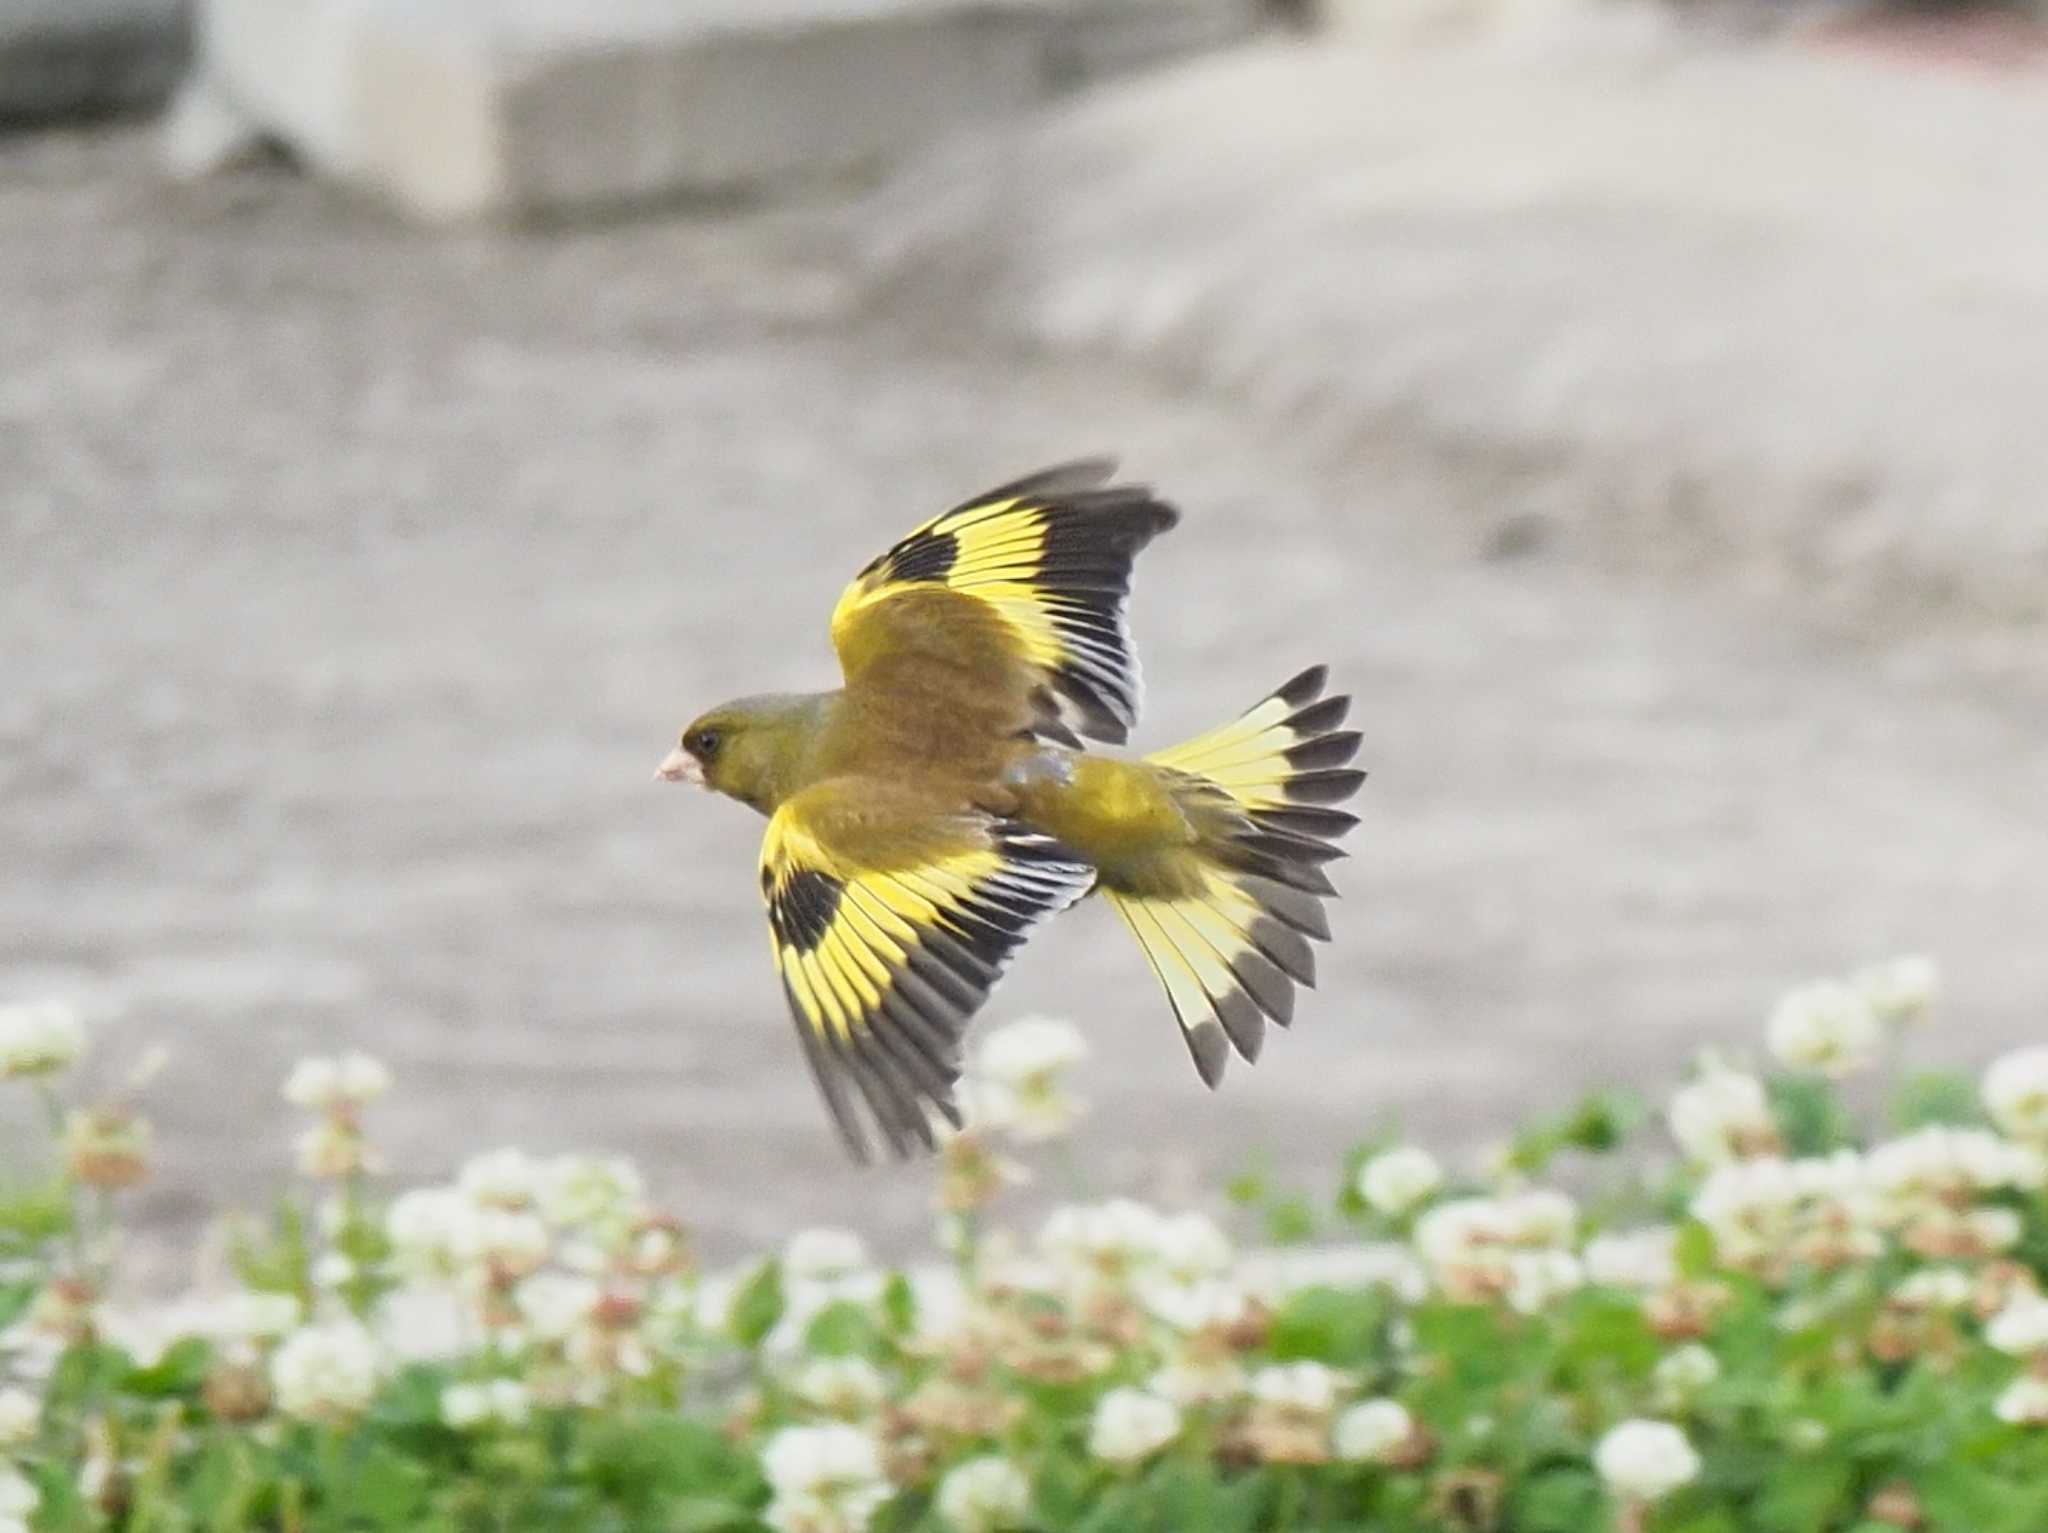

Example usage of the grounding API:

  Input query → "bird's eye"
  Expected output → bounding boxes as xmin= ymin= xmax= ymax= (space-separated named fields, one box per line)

xmin=690 ymin=729 xmax=721 ymax=757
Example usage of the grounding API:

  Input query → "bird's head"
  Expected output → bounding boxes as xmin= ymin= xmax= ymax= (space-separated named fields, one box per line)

xmin=656 ymin=694 xmax=819 ymax=815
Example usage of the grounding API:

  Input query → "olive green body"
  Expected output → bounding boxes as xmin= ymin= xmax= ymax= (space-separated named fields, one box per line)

xmin=687 ymin=686 xmax=1204 ymax=900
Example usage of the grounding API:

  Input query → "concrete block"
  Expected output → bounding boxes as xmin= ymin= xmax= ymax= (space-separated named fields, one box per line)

xmin=1049 ymin=0 xmax=1257 ymax=86
xmin=0 ymin=0 xmax=187 ymax=122
xmin=191 ymin=0 xmax=1256 ymax=221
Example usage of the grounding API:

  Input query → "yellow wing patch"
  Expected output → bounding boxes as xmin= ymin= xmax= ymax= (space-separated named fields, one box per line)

xmin=760 ymin=791 xmax=1095 ymax=1162
xmin=829 ymin=461 xmax=1178 ymax=744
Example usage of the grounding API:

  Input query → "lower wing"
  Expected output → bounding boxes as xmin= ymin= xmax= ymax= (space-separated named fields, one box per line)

xmin=759 ymin=782 xmax=1095 ymax=1161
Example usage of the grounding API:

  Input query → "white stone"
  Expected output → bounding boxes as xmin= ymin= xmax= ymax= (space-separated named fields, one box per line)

xmin=191 ymin=0 xmax=1254 ymax=222
xmin=159 ymin=74 xmax=266 ymax=180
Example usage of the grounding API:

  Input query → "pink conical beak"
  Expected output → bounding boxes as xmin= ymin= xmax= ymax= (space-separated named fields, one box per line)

xmin=655 ymin=748 xmax=703 ymax=785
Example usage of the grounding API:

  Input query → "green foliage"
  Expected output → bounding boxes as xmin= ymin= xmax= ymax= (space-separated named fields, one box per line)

xmin=727 ymin=1258 xmax=784 ymax=1348
xmin=1267 ymin=1286 xmax=1391 ymax=1369
xmin=1891 ymin=1070 xmax=1984 ymax=1131
xmin=1504 ymin=1089 xmax=1648 ymax=1176
xmin=1767 ymin=1073 xmax=1859 ymax=1156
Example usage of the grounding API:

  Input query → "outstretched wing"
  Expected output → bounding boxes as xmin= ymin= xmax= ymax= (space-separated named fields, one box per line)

xmin=829 ymin=461 xmax=1179 ymax=745
xmin=760 ymin=781 xmax=1095 ymax=1161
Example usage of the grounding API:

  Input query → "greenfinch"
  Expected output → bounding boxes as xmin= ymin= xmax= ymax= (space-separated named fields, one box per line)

xmin=658 ymin=462 xmax=1364 ymax=1160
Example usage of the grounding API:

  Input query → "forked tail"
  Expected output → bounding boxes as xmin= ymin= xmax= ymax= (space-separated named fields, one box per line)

xmin=1101 ymin=666 xmax=1366 ymax=1086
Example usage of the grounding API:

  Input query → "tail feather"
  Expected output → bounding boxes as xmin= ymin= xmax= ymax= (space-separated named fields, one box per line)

xmin=1107 ymin=665 xmax=1366 ymax=1087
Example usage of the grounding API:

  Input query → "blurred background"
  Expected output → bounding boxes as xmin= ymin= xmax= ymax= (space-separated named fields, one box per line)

xmin=3 ymin=0 xmax=2046 ymax=1281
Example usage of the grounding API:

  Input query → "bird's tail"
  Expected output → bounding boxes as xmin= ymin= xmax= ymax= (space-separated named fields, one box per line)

xmin=1101 ymin=666 xmax=1366 ymax=1086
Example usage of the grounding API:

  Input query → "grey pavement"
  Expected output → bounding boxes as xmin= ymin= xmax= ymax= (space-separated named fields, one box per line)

xmin=867 ymin=27 xmax=2048 ymax=632
xmin=3 ymin=108 xmax=2046 ymax=1278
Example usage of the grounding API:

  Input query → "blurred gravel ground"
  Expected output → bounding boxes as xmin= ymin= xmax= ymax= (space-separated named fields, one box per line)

xmin=4 ymin=123 xmax=2047 ymax=1280
xmin=866 ymin=27 xmax=2048 ymax=633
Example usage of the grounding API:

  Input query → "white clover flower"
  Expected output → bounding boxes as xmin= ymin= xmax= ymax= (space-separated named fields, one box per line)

xmin=1148 ymin=1356 xmax=1247 ymax=1407
xmin=440 ymin=1381 xmax=493 ymax=1429
xmin=1967 ymin=1208 xmax=2024 ymax=1253
xmin=1139 ymin=1276 xmax=1250 ymax=1333
xmin=1868 ymin=1126 xmax=2046 ymax=1204
xmin=1855 ymin=955 xmax=1938 ymax=1026
xmin=1357 ymin=1146 xmax=1444 ymax=1216
xmin=270 ymin=1321 xmax=380 ymax=1421
xmin=463 ymin=1209 xmax=551 ymax=1277
xmin=458 ymin=1147 xmax=541 ymax=1209
xmin=760 ymin=1424 xmax=891 ymax=1533
xmin=558 ymin=1238 xmax=612 ymax=1275
xmin=0 ymin=1466 xmax=38 ymax=1522
xmin=934 ymin=1455 xmax=1031 ymax=1533
xmin=1496 ymin=1189 xmax=1578 ymax=1246
xmin=1414 ymin=1189 xmax=1577 ymax=1303
xmin=784 ymin=1228 xmax=871 ymax=1283
xmin=1690 ymin=1157 xmax=1802 ymax=1264
xmin=1249 ymin=1361 xmax=1348 ymax=1415
xmin=515 ymin=1272 xmax=600 ymax=1342
xmin=1652 ymin=1345 xmax=1721 ymax=1407
xmin=311 ymin=1251 xmax=357 ymax=1289
xmin=771 ymin=1232 xmax=885 ymax=1349
xmin=1768 ymin=980 xmax=1881 ymax=1077
xmin=971 ymin=1017 xmax=1089 ymax=1139
xmin=978 ymin=1015 xmax=1087 ymax=1081
xmin=1088 ymin=1387 xmax=1182 ymax=1464
xmin=1582 ymin=1228 xmax=1679 ymax=1293
xmin=441 ymin=1378 xmax=531 ymax=1430
xmin=1040 ymin=1200 xmax=1166 ymax=1290
xmin=1892 ymin=1267 xmax=1974 ymax=1310
xmin=791 ymin=1356 xmax=889 ymax=1418
xmin=334 ymin=1051 xmax=392 ymax=1102
xmin=1505 ymin=1249 xmax=1584 ymax=1315
xmin=1995 ymin=1376 xmax=2048 ymax=1427
xmin=385 ymin=1187 xmax=482 ymax=1283
xmin=1594 ymin=1418 xmax=1701 ymax=1502
xmin=1413 ymin=1198 xmax=1501 ymax=1270
xmin=538 ymin=1155 xmax=644 ymax=1231
xmin=1667 ymin=1065 xmax=1777 ymax=1164
xmin=1984 ymin=1046 xmax=2048 ymax=1145
xmin=1791 ymin=1148 xmax=1872 ymax=1201
xmin=1332 ymin=1398 xmax=1414 ymax=1463
xmin=0 ymin=1385 xmax=39 ymax=1447
xmin=1987 ymin=1295 xmax=2048 ymax=1357
xmin=1785 ymin=1151 xmax=1888 ymax=1259
xmin=0 ymin=998 xmax=85 ymax=1078
xmin=282 ymin=1051 xmax=390 ymax=1109
xmin=282 ymin=1057 xmax=339 ymax=1108
xmin=1149 ymin=1211 xmax=1233 ymax=1281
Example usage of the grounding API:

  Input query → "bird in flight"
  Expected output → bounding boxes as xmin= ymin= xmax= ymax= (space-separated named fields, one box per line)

xmin=657 ymin=461 xmax=1365 ymax=1161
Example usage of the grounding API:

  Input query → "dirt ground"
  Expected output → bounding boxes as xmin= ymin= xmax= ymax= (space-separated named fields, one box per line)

xmin=4 ymin=124 xmax=2047 ymax=1279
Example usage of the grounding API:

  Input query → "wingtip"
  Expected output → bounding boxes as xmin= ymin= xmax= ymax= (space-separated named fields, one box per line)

xmin=1277 ymin=664 xmax=1329 ymax=708
xmin=1186 ymin=1018 xmax=1231 ymax=1089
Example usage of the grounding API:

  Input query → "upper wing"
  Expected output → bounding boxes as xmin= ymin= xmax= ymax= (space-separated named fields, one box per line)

xmin=760 ymin=781 xmax=1095 ymax=1161
xmin=829 ymin=461 xmax=1179 ymax=745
